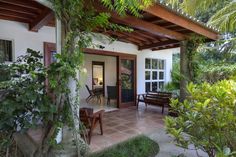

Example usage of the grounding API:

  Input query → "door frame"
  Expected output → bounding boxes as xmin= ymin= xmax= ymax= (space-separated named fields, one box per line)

xmin=118 ymin=55 xmax=137 ymax=108
xmin=92 ymin=61 xmax=105 ymax=96
xmin=44 ymin=42 xmax=56 ymax=67
xmin=84 ymin=48 xmax=137 ymax=108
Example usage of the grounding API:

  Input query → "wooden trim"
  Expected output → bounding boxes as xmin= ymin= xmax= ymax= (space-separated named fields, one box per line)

xmin=152 ymin=44 xmax=180 ymax=51
xmin=118 ymin=56 xmax=137 ymax=108
xmin=83 ymin=48 xmax=136 ymax=58
xmin=43 ymin=42 xmax=56 ymax=67
xmin=138 ymin=39 xmax=179 ymax=50
xmin=145 ymin=4 xmax=219 ymax=40
xmin=116 ymin=56 xmax=120 ymax=108
xmin=92 ymin=61 xmax=105 ymax=96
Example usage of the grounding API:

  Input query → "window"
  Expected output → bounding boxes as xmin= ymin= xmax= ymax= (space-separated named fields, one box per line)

xmin=145 ymin=58 xmax=165 ymax=92
xmin=0 ymin=39 xmax=13 ymax=62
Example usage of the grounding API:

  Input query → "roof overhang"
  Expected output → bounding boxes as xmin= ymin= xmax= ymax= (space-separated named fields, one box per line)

xmin=0 ymin=0 xmax=219 ymax=50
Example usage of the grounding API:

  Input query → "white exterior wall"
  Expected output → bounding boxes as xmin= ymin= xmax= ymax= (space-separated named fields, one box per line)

xmin=0 ymin=20 xmax=55 ymax=60
xmin=0 ymin=19 xmax=180 ymax=99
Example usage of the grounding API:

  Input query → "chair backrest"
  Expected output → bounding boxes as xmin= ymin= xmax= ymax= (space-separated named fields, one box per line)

xmin=80 ymin=107 xmax=94 ymax=128
xmin=85 ymin=85 xmax=92 ymax=95
xmin=107 ymin=86 xmax=117 ymax=99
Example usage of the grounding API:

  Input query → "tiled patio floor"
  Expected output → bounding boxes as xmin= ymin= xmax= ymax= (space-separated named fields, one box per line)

xmin=89 ymin=104 xmax=166 ymax=152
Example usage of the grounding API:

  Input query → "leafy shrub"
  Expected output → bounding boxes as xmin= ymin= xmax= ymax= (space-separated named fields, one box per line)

xmin=165 ymin=80 xmax=236 ymax=157
xmin=0 ymin=64 xmax=10 ymax=83
xmin=199 ymin=63 xmax=236 ymax=83
xmin=0 ymin=49 xmax=55 ymax=150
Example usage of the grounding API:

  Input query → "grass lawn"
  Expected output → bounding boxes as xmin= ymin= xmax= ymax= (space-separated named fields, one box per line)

xmin=89 ymin=135 xmax=159 ymax=157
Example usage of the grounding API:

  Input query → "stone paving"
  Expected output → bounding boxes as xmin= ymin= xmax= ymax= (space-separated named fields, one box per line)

xmin=89 ymin=104 xmax=207 ymax=157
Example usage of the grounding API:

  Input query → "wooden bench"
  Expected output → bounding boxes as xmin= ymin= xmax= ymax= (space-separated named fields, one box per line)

xmin=137 ymin=92 xmax=172 ymax=114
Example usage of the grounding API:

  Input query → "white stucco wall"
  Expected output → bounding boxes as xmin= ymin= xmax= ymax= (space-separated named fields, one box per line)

xmin=0 ymin=19 xmax=180 ymax=98
xmin=0 ymin=19 xmax=55 ymax=60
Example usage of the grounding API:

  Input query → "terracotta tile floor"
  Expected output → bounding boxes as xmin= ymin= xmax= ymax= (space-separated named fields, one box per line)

xmin=89 ymin=104 xmax=167 ymax=152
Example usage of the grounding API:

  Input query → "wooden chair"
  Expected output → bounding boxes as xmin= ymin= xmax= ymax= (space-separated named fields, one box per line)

xmin=85 ymin=85 xmax=102 ymax=103
xmin=79 ymin=108 xmax=105 ymax=144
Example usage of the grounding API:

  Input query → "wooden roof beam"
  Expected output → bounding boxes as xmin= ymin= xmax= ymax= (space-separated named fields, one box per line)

xmin=139 ymin=39 xmax=179 ymax=50
xmin=0 ymin=2 xmax=39 ymax=15
xmin=145 ymin=4 xmax=219 ymax=40
xmin=29 ymin=8 xmax=54 ymax=32
xmin=0 ymin=0 xmax=43 ymax=10
xmin=119 ymin=32 xmax=152 ymax=44
xmin=152 ymin=44 xmax=180 ymax=51
xmin=95 ymin=4 xmax=187 ymax=41
xmin=110 ymin=13 xmax=186 ymax=41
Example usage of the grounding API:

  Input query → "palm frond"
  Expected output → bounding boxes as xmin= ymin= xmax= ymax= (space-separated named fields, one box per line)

xmin=100 ymin=0 xmax=154 ymax=17
xmin=164 ymin=0 xmax=216 ymax=15
xmin=208 ymin=1 xmax=236 ymax=33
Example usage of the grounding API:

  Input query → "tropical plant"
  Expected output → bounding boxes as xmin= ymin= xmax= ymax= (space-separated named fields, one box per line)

xmin=165 ymin=80 xmax=236 ymax=157
xmin=0 ymin=49 xmax=55 ymax=156
xmin=164 ymin=0 xmax=236 ymax=33
xmin=165 ymin=54 xmax=180 ymax=94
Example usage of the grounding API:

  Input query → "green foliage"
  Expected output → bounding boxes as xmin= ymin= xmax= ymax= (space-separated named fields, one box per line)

xmin=199 ymin=63 xmax=236 ymax=83
xmin=209 ymin=1 xmax=236 ymax=33
xmin=197 ymin=35 xmax=236 ymax=83
xmin=165 ymin=54 xmax=180 ymax=90
xmin=101 ymin=0 xmax=153 ymax=17
xmin=0 ymin=64 xmax=10 ymax=83
xmin=164 ymin=0 xmax=236 ymax=32
xmin=165 ymin=80 xmax=236 ymax=157
xmin=0 ymin=49 xmax=55 ymax=149
xmin=89 ymin=135 xmax=159 ymax=157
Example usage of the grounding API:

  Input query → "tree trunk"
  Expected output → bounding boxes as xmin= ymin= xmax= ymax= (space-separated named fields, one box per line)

xmin=179 ymin=41 xmax=190 ymax=102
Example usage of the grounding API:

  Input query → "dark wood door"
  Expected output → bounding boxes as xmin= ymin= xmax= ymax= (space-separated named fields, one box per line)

xmin=118 ymin=55 xmax=137 ymax=108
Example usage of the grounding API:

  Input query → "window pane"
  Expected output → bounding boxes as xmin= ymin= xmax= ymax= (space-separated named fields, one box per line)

xmin=159 ymin=71 xmax=164 ymax=80
xmin=0 ymin=39 xmax=12 ymax=62
xmin=145 ymin=58 xmax=151 ymax=69
xmin=159 ymin=60 xmax=165 ymax=70
xmin=152 ymin=71 xmax=158 ymax=80
xmin=152 ymin=59 xmax=158 ymax=69
xmin=152 ymin=82 xmax=158 ymax=91
xmin=145 ymin=82 xmax=151 ymax=92
xmin=145 ymin=71 xmax=151 ymax=80
xmin=159 ymin=82 xmax=164 ymax=90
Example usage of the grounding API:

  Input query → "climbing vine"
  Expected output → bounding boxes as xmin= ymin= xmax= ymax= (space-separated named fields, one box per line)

xmin=185 ymin=35 xmax=205 ymax=83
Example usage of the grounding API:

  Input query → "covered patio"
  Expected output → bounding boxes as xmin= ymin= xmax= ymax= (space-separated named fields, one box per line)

xmin=0 ymin=1 xmax=219 ymax=157
xmin=0 ymin=0 xmax=219 ymax=109
xmin=89 ymin=103 xmax=207 ymax=157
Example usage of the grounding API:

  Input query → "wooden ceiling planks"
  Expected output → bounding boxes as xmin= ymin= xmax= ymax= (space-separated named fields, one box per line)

xmin=0 ymin=0 xmax=53 ymax=32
